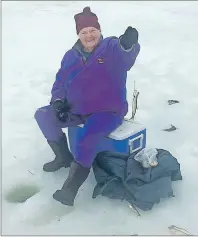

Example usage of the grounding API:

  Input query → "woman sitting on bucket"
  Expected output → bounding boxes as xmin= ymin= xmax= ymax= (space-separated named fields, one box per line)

xmin=35 ymin=6 xmax=140 ymax=206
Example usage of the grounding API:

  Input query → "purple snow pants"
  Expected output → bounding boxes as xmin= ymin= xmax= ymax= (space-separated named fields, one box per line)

xmin=34 ymin=105 xmax=123 ymax=168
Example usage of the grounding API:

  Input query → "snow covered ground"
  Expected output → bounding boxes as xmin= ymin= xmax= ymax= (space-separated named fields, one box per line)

xmin=2 ymin=1 xmax=198 ymax=235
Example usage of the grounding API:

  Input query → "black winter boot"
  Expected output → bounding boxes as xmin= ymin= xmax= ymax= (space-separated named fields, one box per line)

xmin=53 ymin=161 xmax=90 ymax=206
xmin=43 ymin=133 xmax=74 ymax=172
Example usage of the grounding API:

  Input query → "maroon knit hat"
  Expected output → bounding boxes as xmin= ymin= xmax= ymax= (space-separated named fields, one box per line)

xmin=74 ymin=7 xmax=101 ymax=34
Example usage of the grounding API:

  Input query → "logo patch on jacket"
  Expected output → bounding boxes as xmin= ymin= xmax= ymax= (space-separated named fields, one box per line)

xmin=97 ymin=57 xmax=104 ymax=64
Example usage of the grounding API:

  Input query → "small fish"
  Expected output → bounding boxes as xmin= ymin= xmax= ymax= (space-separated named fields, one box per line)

xmin=168 ymin=100 xmax=180 ymax=105
xmin=168 ymin=225 xmax=193 ymax=236
xmin=163 ymin=124 xmax=178 ymax=132
xmin=129 ymin=81 xmax=139 ymax=121
xmin=128 ymin=203 xmax=141 ymax=217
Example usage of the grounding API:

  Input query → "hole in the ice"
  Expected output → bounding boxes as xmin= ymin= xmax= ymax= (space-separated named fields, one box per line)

xmin=5 ymin=184 xmax=40 ymax=203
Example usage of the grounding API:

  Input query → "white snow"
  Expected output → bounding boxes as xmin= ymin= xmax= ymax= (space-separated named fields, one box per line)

xmin=2 ymin=1 xmax=198 ymax=235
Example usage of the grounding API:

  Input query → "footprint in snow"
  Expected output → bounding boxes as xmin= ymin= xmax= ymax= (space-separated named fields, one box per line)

xmin=24 ymin=199 xmax=74 ymax=226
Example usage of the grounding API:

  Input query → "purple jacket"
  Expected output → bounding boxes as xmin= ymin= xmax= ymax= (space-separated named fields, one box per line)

xmin=51 ymin=36 xmax=140 ymax=117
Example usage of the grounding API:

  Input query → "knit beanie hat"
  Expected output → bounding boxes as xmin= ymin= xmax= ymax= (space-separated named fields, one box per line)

xmin=74 ymin=7 xmax=101 ymax=34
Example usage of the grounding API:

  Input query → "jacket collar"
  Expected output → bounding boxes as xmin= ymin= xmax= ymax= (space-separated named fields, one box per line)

xmin=72 ymin=35 xmax=103 ymax=56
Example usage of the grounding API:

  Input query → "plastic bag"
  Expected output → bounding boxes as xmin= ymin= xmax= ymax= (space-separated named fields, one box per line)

xmin=134 ymin=148 xmax=158 ymax=168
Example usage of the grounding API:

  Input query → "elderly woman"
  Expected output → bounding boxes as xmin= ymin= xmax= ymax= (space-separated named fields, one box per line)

xmin=35 ymin=6 xmax=140 ymax=206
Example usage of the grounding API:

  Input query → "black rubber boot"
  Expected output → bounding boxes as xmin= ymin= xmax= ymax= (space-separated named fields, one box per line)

xmin=53 ymin=161 xmax=90 ymax=206
xmin=43 ymin=133 xmax=74 ymax=172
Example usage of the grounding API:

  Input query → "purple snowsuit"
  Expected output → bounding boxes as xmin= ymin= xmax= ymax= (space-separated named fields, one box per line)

xmin=35 ymin=36 xmax=140 ymax=167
